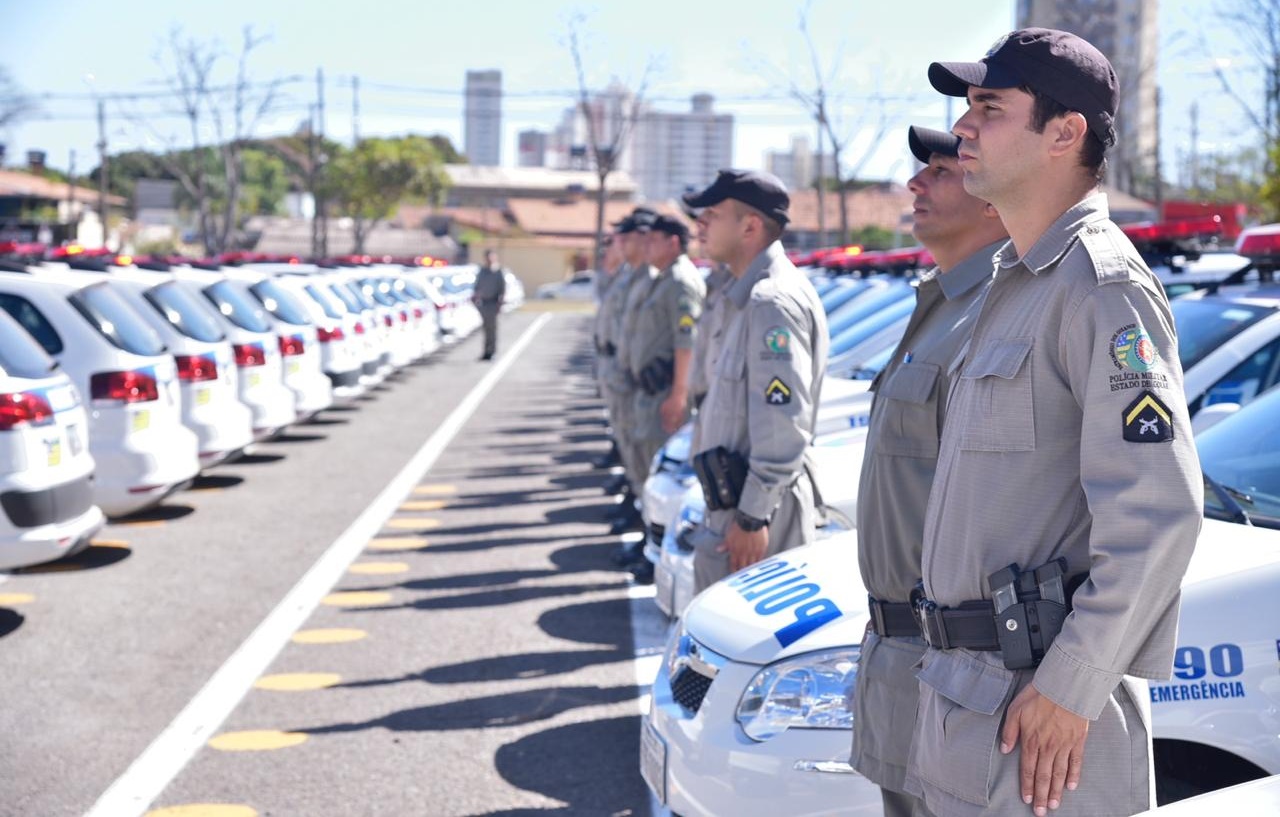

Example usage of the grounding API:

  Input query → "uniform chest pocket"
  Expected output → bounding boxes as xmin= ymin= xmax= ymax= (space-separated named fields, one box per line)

xmin=875 ymin=361 xmax=941 ymax=458
xmin=957 ymin=337 xmax=1036 ymax=452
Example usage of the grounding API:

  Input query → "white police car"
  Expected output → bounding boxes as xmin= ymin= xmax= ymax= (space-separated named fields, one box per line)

xmin=0 ymin=308 xmax=103 ymax=569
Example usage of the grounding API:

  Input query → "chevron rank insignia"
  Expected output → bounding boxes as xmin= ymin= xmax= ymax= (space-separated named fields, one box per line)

xmin=765 ymin=377 xmax=792 ymax=405
xmin=1122 ymin=390 xmax=1173 ymax=442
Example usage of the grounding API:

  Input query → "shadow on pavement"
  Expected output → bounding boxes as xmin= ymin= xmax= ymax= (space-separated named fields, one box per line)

xmin=305 ymin=685 xmax=637 ymax=734
xmin=344 ymin=581 xmax=628 ymax=612
xmin=488 ymin=716 xmax=648 ymax=816
xmin=232 ymin=452 xmax=287 ymax=466
xmin=112 ymin=503 xmax=196 ymax=524
xmin=538 ymin=598 xmax=633 ymax=648
xmin=189 ymin=474 xmax=245 ymax=491
xmin=268 ymin=432 xmax=328 ymax=444
xmin=0 ymin=608 xmax=24 ymax=639
xmin=16 ymin=543 xmax=133 ymax=574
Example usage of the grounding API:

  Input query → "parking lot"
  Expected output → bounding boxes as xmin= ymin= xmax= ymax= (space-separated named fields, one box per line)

xmin=0 ymin=308 xmax=666 ymax=817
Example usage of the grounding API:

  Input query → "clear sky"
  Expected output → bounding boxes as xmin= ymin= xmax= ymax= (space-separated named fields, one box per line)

xmin=0 ymin=0 xmax=1259 ymax=186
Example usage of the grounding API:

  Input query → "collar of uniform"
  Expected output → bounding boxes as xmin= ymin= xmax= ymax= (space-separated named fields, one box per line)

xmin=939 ymin=239 xmax=1003 ymax=299
xmin=727 ymin=240 xmax=786 ymax=309
xmin=995 ymin=192 xmax=1111 ymax=276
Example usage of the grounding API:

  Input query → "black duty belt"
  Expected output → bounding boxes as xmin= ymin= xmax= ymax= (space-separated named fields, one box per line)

xmin=914 ymin=599 xmax=1001 ymax=651
xmin=868 ymin=596 xmax=921 ymax=638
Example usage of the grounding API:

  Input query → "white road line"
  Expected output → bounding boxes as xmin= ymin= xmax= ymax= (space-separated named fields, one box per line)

xmin=86 ymin=313 xmax=554 ymax=817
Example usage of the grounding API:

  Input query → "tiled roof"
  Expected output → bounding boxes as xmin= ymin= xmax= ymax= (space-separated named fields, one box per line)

xmin=0 ymin=168 xmax=127 ymax=207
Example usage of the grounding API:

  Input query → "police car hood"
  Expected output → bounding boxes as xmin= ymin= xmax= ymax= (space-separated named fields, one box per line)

xmin=1182 ymin=517 xmax=1280 ymax=586
xmin=684 ymin=532 xmax=868 ymax=665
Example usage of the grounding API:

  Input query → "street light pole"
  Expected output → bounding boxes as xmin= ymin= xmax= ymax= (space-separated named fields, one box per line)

xmin=97 ymin=99 xmax=109 ymax=247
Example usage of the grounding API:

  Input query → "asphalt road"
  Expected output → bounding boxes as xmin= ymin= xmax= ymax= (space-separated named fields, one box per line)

xmin=0 ymin=309 xmax=663 ymax=817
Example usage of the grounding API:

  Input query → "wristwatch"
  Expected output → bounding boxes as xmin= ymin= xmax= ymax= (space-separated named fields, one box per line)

xmin=735 ymin=510 xmax=768 ymax=532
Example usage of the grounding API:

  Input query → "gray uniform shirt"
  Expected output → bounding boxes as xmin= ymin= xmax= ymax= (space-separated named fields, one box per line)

xmin=919 ymin=194 xmax=1203 ymax=720
xmin=473 ymin=265 xmax=507 ymax=304
xmin=613 ymin=263 xmax=657 ymax=392
xmin=626 ymin=255 xmax=705 ymax=377
xmin=856 ymin=241 xmax=1000 ymax=602
xmin=689 ymin=265 xmax=733 ymax=405
xmin=693 ymin=241 xmax=829 ymax=529
xmin=600 ymin=264 xmax=637 ymax=392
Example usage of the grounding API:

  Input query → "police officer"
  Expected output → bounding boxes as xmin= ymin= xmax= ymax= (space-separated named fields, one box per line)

xmin=472 ymin=249 xmax=508 ymax=361
xmin=903 ymin=30 xmax=1202 ymax=817
xmin=681 ymin=170 xmax=828 ymax=593
xmin=687 ymin=262 xmax=732 ymax=411
xmin=603 ymin=208 xmax=658 ymax=534
xmin=849 ymin=125 xmax=1007 ymax=817
xmin=591 ymin=234 xmax=625 ymax=470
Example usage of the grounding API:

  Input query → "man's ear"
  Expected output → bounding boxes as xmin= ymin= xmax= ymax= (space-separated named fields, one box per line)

xmin=982 ymin=201 xmax=1001 ymax=220
xmin=1046 ymin=112 xmax=1088 ymax=159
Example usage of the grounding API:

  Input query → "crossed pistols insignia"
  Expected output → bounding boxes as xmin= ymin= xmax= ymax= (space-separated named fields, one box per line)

xmin=765 ymin=377 xmax=792 ymax=405
xmin=1122 ymin=390 xmax=1173 ymax=442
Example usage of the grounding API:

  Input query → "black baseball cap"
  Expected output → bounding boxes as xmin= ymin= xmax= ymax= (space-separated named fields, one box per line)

xmin=908 ymin=126 xmax=960 ymax=164
xmin=683 ymin=169 xmax=790 ymax=227
xmin=928 ymin=28 xmax=1118 ymax=148
xmin=613 ymin=206 xmax=658 ymax=234
xmin=649 ymin=214 xmax=690 ymax=242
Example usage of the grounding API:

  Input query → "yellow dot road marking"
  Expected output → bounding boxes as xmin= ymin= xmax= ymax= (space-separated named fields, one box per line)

xmin=366 ymin=537 xmax=428 ymax=551
xmin=321 ymin=591 xmax=391 ymax=607
xmin=146 ymin=804 xmax=258 ymax=817
xmin=207 ymin=730 xmax=306 ymax=751
xmin=116 ymin=520 xmax=166 ymax=529
xmin=292 ymin=628 xmax=367 ymax=645
xmin=383 ymin=517 xmax=440 ymax=531
xmin=348 ymin=562 xmax=409 ymax=575
xmin=254 ymin=672 xmax=341 ymax=691
xmin=91 ymin=539 xmax=130 ymax=547
xmin=413 ymin=484 xmax=457 ymax=496
xmin=0 ymin=593 xmax=35 ymax=606
xmin=399 ymin=499 xmax=447 ymax=512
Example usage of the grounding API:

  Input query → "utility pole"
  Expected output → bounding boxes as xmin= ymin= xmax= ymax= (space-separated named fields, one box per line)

xmin=1153 ymin=87 xmax=1163 ymax=215
xmin=315 ymin=67 xmax=328 ymax=258
xmin=308 ymin=103 xmax=319 ymax=258
xmin=352 ymin=75 xmax=361 ymax=146
xmin=66 ymin=149 xmax=76 ymax=243
xmin=815 ymin=98 xmax=827 ymax=249
xmin=1189 ymin=101 xmax=1200 ymax=196
xmin=96 ymin=99 xmax=109 ymax=246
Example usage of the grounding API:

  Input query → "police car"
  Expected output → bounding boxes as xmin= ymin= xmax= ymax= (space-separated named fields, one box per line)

xmin=643 ymin=383 xmax=1280 ymax=812
xmin=0 ymin=308 xmax=103 ymax=569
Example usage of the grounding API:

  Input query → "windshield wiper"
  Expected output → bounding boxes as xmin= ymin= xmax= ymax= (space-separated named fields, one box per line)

xmin=1204 ymin=471 xmax=1253 ymax=525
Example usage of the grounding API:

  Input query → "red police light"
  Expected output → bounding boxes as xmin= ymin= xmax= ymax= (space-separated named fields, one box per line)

xmin=1236 ymin=224 xmax=1280 ymax=261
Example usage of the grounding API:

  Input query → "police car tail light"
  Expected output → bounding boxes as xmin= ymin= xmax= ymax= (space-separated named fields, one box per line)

xmin=398 ymin=310 xmax=409 ymax=324
xmin=317 ymin=326 xmax=345 ymax=343
xmin=413 ymin=307 xmax=424 ymax=320
xmin=0 ymin=391 xmax=55 ymax=430
xmin=353 ymin=321 xmax=366 ymax=335
xmin=736 ymin=648 xmax=859 ymax=742
xmin=233 ymin=343 xmax=267 ymax=368
xmin=278 ymin=335 xmax=306 ymax=356
xmin=175 ymin=354 xmax=218 ymax=383
xmin=90 ymin=370 xmax=160 ymax=404
xmin=383 ymin=314 xmax=395 ymax=328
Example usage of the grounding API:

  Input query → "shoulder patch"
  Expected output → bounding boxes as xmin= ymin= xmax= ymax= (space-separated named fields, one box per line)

xmin=765 ymin=377 xmax=792 ymax=405
xmin=678 ymin=314 xmax=696 ymax=333
xmin=1122 ymin=390 xmax=1174 ymax=442
xmin=1079 ymin=223 xmax=1137 ymax=285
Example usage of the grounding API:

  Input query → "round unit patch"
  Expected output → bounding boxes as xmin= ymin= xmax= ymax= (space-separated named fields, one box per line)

xmin=764 ymin=326 xmax=791 ymax=354
xmin=1110 ymin=324 xmax=1159 ymax=372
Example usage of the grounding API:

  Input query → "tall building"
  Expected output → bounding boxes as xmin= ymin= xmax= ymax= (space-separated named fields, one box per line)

xmin=766 ymin=134 xmax=838 ymax=192
xmin=464 ymin=70 xmax=502 ymax=167
xmin=1016 ymin=0 xmax=1159 ymax=197
xmin=517 ymin=129 xmax=548 ymax=167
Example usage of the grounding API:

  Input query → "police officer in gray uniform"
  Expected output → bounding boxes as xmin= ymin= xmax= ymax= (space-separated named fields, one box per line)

xmin=849 ymin=125 xmax=1007 ymax=817
xmin=472 ymin=249 xmax=507 ymax=361
xmin=628 ymin=214 xmax=705 ymax=470
xmin=688 ymin=262 xmax=732 ymax=411
xmin=903 ymin=30 xmax=1202 ymax=817
xmin=682 ymin=170 xmax=828 ymax=593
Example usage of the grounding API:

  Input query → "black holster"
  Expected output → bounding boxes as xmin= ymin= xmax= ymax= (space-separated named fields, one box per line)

xmin=637 ymin=357 xmax=674 ymax=395
xmin=988 ymin=559 xmax=1083 ymax=670
xmin=691 ymin=446 xmax=748 ymax=511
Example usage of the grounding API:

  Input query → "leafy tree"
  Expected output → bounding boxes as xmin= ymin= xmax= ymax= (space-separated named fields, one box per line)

xmin=322 ymin=135 xmax=450 ymax=253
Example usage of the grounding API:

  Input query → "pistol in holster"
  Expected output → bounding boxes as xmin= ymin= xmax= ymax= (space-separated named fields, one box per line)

xmin=691 ymin=446 xmax=748 ymax=511
xmin=637 ymin=357 xmax=674 ymax=396
xmin=987 ymin=558 xmax=1086 ymax=670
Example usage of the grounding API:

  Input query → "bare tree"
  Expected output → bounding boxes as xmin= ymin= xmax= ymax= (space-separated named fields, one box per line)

xmin=750 ymin=1 xmax=896 ymax=246
xmin=566 ymin=14 xmax=655 ymax=272
xmin=0 ymin=67 xmax=39 ymax=132
xmin=1207 ymin=0 xmax=1280 ymax=153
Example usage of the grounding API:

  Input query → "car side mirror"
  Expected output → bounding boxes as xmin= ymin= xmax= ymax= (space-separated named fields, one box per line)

xmin=1192 ymin=401 xmax=1241 ymax=435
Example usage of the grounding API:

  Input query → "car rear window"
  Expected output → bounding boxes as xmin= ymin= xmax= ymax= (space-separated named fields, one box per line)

xmin=203 ymin=280 xmax=273 ymax=333
xmin=143 ymin=281 xmax=226 ymax=343
xmin=0 ymin=292 xmax=64 ymax=355
xmin=250 ymin=279 xmax=313 ymax=326
xmin=328 ymin=282 xmax=364 ymax=314
xmin=69 ymin=282 xmax=167 ymax=356
xmin=1171 ymin=298 xmax=1275 ymax=369
xmin=304 ymin=284 xmax=346 ymax=320
xmin=360 ymin=279 xmax=397 ymax=307
xmin=0 ymin=307 xmax=58 ymax=378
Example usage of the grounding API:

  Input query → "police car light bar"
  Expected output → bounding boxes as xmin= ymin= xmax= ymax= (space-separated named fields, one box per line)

xmin=1122 ymin=216 xmax=1223 ymax=246
xmin=1235 ymin=223 xmax=1280 ymax=263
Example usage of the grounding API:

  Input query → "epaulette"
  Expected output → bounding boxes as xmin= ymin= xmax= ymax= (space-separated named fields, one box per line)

xmin=1078 ymin=222 xmax=1135 ymax=285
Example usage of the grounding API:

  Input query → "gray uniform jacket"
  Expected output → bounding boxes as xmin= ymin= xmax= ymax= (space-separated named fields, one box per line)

xmin=692 ymin=241 xmax=828 ymax=531
xmin=628 ymin=256 xmax=705 ymax=441
xmin=849 ymin=241 xmax=999 ymax=794
xmin=473 ymin=265 xmax=506 ymax=306
xmin=689 ymin=265 xmax=733 ymax=406
xmin=904 ymin=195 xmax=1202 ymax=812
xmin=612 ymin=263 xmax=657 ymax=394
xmin=599 ymin=264 xmax=638 ymax=392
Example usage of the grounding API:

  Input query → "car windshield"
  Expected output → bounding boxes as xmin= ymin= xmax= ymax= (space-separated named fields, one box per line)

xmin=820 ymin=279 xmax=873 ymax=312
xmin=69 ymin=282 xmax=167 ymax=356
xmin=1170 ymin=297 xmax=1275 ymax=369
xmin=304 ymin=283 xmax=346 ymax=320
xmin=143 ymin=281 xmax=226 ymax=343
xmin=0 ymin=292 xmax=64 ymax=355
xmin=328 ymin=282 xmax=365 ymax=313
xmin=1197 ymin=384 xmax=1280 ymax=528
xmin=360 ymin=279 xmax=397 ymax=307
xmin=250 ymin=279 xmax=313 ymax=326
xmin=827 ymin=282 xmax=913 ymax=336
xmin=203 ymin=280 xmax=273 ymax=333
xmin=0 ymin=307 xmax=58 ymax=377
xmin=830 ymin=297 xmax=915 ymax=356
